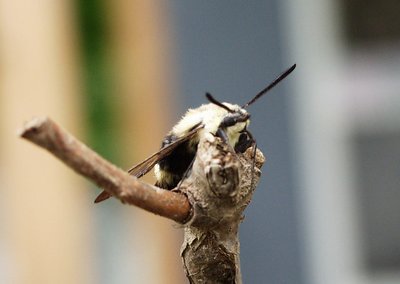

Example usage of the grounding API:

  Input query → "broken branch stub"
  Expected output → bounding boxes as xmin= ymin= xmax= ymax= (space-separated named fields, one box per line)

xmin=179 ymin=133 xmax=265 ymax=284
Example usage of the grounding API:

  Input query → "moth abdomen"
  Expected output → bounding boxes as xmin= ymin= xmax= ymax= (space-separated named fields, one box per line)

xmin=155 ymin=133 xmax=199 ymax=189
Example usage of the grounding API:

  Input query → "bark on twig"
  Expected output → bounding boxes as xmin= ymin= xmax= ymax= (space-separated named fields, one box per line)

xmin=19 ymin=116 xmax=265 ymax=283
xmin=19 ymin=117 xmax=191 ymax=223
xmin=178 ymin=133 xmax=265 ymax=284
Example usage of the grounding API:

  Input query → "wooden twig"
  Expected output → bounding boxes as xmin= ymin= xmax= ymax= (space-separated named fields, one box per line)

xmin=19 ymin=116 xmax=265 ymax=283
xmin=178 ymin=133 xmax=265 ymax=283
xmin=19 ymin=117 xmax=191 ymax=223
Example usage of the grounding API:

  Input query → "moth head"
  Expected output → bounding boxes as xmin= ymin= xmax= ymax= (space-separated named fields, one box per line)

xmin=206 ymin=93 xmax=250 ymax=128
xmin=205 ymin=93 xmax=250 ymax=148
xmin=204 ymin=63 xmax=296 ymax=148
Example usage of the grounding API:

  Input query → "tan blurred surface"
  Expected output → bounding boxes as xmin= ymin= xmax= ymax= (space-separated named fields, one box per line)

xmin=0 ymin=0 xmax=94 ymax=283
xmin=107 ymin=0 xmax=185 ymax=283
xmin=1 ymin=0 xmax=185 ymax=283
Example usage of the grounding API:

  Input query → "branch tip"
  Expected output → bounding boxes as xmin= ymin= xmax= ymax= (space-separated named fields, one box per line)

xmin=18 ymin=116 xmax=49 ymax=138
xmin=19 ymin=116 xmax=191 ymax=223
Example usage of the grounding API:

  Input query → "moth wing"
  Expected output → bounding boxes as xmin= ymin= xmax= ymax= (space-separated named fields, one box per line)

xmin=94 ymin=123 xmax=204 ymax=203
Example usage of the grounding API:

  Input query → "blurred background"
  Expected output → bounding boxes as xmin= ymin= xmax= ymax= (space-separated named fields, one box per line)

xmin=1 ymin=0 xmax=399 ymax=283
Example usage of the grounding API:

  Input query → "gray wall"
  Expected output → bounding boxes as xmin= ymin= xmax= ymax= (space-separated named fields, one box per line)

xmin=169 ymin=2 xmax=303 ymax=283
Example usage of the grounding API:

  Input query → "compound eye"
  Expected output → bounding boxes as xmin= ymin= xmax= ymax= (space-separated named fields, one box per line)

xmin=234 ymin=132 xmax=253 ymax=153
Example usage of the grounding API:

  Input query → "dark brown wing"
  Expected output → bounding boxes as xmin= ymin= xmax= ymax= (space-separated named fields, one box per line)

xmin=94 ymin=123 xmax=204 ymax=203
xmin=127 ymin=123 xmax=203 ymax=177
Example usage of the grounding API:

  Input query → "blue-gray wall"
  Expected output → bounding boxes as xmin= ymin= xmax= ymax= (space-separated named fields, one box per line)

xmin=169 ymin=2 xmax=304 ymax=283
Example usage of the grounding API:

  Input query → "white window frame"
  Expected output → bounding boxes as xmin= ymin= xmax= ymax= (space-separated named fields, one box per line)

xmin=281 ymin=1 xmax=400 ymax=283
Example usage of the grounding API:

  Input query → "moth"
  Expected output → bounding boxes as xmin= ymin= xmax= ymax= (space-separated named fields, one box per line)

xmin=94 ymin=64 xmax=296 ymax=203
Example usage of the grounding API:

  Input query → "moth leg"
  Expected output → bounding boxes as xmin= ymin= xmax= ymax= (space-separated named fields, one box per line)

xmin=217 ymin=112 xmax=250 ymax=155
xmin=243 ymin=130 xmax=257 ymax=189
xmin=216 ymin=127 xmax=229 ymax=145
xmin=216 ymin=127 xmax=241 ymax=163
xmin=216 ymin=127 xmax=237 ymax=154
xmin=219 ymin=113 xmax=250 ymax=128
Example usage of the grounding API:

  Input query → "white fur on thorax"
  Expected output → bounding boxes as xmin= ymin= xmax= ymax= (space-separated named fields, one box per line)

xmin=172 ymin=103 xmax=249 ymax=147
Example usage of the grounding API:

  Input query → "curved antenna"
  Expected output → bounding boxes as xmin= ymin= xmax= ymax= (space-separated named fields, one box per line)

xmin=206 ymin=92 xmax=234 ymax=113
xmin=242 ymin=63 xmax=296 ymax=108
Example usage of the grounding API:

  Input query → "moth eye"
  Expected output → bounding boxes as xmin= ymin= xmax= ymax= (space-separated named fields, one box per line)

xmin=234 ymin=132 xmax=253 ymax=153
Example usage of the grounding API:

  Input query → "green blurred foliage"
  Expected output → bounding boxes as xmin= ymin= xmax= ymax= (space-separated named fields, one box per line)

xmin=75 ymin=0 xmax=121 ymax=164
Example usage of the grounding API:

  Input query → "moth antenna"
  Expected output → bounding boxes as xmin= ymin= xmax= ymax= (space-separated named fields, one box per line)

xmin=206 ymin=92 xmax=234 ymax=113
xmin=242 ymin=63 xmax=296 ymax=108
